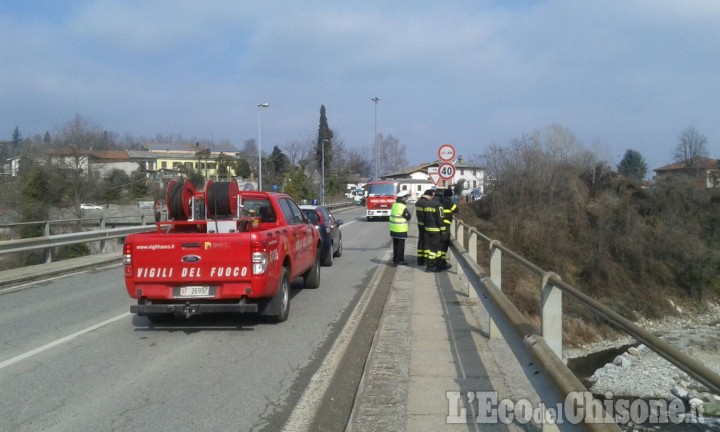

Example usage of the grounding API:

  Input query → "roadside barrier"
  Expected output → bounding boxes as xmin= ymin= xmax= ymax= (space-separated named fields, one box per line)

xmin=451 ymin=218 xmax=720 ymax=398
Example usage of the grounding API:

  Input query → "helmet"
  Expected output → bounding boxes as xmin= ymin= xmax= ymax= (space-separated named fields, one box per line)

xmin=397 ymin=190 xmax=408 ymax=198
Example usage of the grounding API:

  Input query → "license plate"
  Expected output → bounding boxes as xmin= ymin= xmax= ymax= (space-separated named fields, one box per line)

xmin=179 ymin=286 xmax=211 ymax=297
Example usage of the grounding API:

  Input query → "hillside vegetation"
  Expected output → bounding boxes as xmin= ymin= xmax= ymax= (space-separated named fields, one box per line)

xmin=460 ymin=129 xmax=720 ymax=345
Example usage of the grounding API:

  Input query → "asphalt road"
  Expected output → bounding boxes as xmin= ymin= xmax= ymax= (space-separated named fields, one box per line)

xmin=0 ymin=205 xmax=396 ymax=432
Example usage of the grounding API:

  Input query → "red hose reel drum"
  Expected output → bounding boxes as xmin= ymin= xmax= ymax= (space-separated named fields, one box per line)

xmin=166 ymin=179 xmax=196 ymax=221
xmin=204 ymin=179 xmax=240 ymax=218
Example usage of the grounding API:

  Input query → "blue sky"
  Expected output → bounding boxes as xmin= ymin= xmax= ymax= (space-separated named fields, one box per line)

xmin=2 ymin=1 xmax=719 ymax=174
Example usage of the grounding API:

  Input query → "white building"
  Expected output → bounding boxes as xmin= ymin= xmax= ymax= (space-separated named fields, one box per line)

xmin=380 ymin=160 xmax=485 ymax=199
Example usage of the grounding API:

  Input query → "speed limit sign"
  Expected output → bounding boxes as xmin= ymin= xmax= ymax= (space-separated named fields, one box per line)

xmin=438 ymin=162 xmax=455 ymax=180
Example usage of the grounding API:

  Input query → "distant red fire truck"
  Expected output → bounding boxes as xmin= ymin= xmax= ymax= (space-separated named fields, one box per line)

xmin=364 ymin=180 xmax=399 ymax=221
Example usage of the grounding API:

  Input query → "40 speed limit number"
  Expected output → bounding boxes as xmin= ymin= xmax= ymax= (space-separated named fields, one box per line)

xmin=438 ymin=162 xmax=455 ymax=180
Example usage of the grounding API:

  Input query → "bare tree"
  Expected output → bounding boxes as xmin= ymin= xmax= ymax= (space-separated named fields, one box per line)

xmin=283 ymin=136 xmax=314 ymax=165
xmin=673 ymin=126 xmax=708 ymax=167
xmin=52 ymin=115 xmax=109 ymax=210
xmin=241 ymin=138 xmax=258 ymax=157
xmin=331 ymin=139 xmax=347 ymax=173
xmin=345 ymin=148 xmax=372 ymax=177
xmin=377 ymin=134 xmax=407 ymax=175
xmin=480 ymin=124 xmax=595 ymax=216
xmin=53 ymin=114 xmax=104 ymax=150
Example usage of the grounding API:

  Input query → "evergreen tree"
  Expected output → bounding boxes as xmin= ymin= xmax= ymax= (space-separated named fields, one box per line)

xmin=102 ymin=168 xmax=130 ymax=201
xmin=130 ymin=170 xmax=148 ymax=198
xmin=267 ymin=146 xmax=291 ymax=188
xmin=12 ymin=126 xmax=21 ymax=154
xmin=315 ymin=105 xmax=334 ymax=175
xmin=215 ymin=153 xmax=235 ymax=180
xmin=284 ymin=163 xmax=314 ymax=202
xmin=617 ymin=149 xmax=648 ymax=181
xmin=232 ymin=157 xmax=252 ymax=179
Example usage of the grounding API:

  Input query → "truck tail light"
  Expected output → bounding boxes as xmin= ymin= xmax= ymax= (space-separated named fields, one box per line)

xmin=123 ymin=241 xmax=133 ymax=277
xmin=251 ymin=241 xmax=268 ymax=275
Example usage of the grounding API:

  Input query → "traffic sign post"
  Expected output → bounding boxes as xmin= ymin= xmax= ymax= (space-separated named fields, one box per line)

xmin=430 ymin=145 xmax=457 ymax=185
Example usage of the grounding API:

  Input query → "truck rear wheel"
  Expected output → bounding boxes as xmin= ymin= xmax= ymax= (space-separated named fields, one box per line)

xmin=269 ymin=267 xmax=290 ymax=323
xmin=303 ymin=248 xmax=321 ymax=289
xmin=259 ymin=267 xmax=290 ymax=323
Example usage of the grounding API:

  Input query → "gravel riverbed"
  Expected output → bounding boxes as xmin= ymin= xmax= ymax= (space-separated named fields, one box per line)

xmin=565 ymin=302 xmax=720 ymax=430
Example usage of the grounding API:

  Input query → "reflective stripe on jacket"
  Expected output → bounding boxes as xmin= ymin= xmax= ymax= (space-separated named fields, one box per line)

xmin=415 ymin=196 xmax=428 ymax=228
xmin=389 ymin=202 xmax=409 ymax=233
xmin=441 ymin=197 xmax=457 ymax=225
xmin=422 ymin=197 xmax=444 ymax=232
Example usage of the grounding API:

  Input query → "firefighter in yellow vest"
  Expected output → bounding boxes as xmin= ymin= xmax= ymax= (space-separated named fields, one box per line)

xmin=389 ymin=190 xmax=412 ymax=265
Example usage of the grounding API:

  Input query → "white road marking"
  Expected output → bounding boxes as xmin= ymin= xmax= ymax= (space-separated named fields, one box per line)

xmin=0 ymin=312 xmax=131 ymax=371
xmin=0 ymin=271 xmax=88 ymax=294
xmin=339 ymin=219 xmax=357 ymax=228
xmin=282 ymin=251 xmax=392 ymax=432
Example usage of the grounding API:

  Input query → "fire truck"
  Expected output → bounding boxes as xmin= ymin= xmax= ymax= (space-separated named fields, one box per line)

xmin=364 ymin=180 xmax=399 ymax=221
xmin=123 ymin=179 xmax=321 ymax=324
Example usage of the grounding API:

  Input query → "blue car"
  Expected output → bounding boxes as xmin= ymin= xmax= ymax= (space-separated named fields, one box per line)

xmin=300 ymin=205 xmax=344 ymax=266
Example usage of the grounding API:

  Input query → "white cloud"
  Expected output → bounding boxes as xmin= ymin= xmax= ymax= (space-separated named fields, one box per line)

xmin=2 ymin=0 xmax=719 ymax=173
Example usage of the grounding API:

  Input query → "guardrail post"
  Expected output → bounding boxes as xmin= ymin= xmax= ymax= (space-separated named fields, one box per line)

xmin=468 ymin=230 xmax=477 ymax=262
xmin=43 ymin=221 xmax=52 ymax=263
xmin=488 ymin=240 xmax=502 ymax=339
xmin=455 ymin=220 xmax=463 ymax=250
xmin=455 ymin=222 xmax=478 ymax=300
xmin=100 ymin=217 xmax=107 ymax=253
xmin=541 ymin=272 xmax=563 ymax=360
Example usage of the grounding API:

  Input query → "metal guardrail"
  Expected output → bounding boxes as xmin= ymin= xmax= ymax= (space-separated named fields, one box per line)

xmin=451 ymin=218 xmax=720 ymax=397
xmin=0 ymin=201 xmax=354 ymax=265
xmin=0 ymin=225 xmax=156 ymax=263
xmin=0 ymin=214 xmax=156 ymax=234
xmin=323 ymin=201 xmax=354 ymax=210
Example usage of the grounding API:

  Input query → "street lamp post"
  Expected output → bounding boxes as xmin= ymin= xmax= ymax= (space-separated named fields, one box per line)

xmin=321 ymin=139 xmax=328 ymax=206
xmin=371 ymin=97 xmax=381 ymax=178
xmin=257 ymin=102 xmax=270 ymax=190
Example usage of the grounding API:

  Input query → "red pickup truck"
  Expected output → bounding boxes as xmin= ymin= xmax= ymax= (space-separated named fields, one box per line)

xmin=123 ymin=180 xmax=321 ymax=323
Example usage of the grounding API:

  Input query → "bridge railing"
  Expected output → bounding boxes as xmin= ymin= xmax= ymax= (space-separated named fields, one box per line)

xmin=452 ymin=218 xmax=720 ymax=397
xmin=0 ymin=201 xmax=355 ymax=267
xmin=0 ymin=214 xmax=157 ymax=236
xmin=0 ymin=225 xmax=157 ymax=265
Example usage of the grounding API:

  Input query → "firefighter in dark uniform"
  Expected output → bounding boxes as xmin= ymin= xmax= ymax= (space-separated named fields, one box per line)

xmin=414 ymin=189 xmax=434 ymax=266
xmin=423 ymin=189 xmax=445 ymax=272
xmin=439 ymin=188 xmax=458 ymax=270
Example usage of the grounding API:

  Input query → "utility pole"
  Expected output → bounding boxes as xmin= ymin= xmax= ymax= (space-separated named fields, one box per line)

xmin=371 ymin=97 xmax=381 ymax=178
xmin=321 ymin=139 xmax=329 ymax=206
xmin=257 ymin=102 xmax=270 ymax=190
